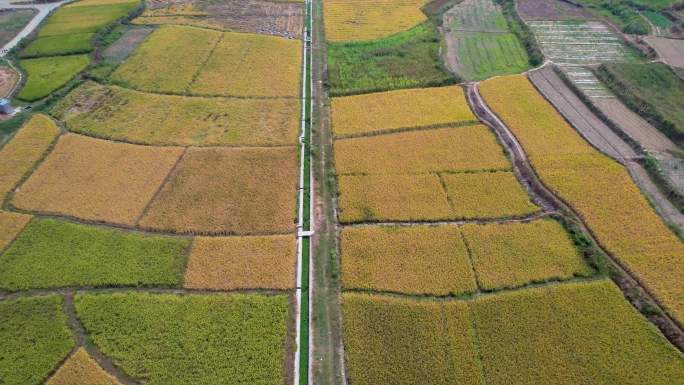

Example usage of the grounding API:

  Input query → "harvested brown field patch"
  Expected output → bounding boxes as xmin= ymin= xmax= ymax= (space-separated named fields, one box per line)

xmin=102 ymin=26 xmax=153 ymax=63
xmin=340 ymin=225 xmax=476 ymax=295
xmin=331 ymin=86 xmax=476 ymax=137
xmin=516 ymin=0 xmax=594 ymax=20
xmin=461 ymin=220 xmax=592 ymax=290
xmin=324 ymin=0 xmax=428 ymax=41
xmin=184 ymin=235 xmax=296 ymax=290
xmin=646 ymin=36 xmax=684 ymax=69
xmin=0 ymin=211 xmax=31 ymax=251
xmin=189 ymin=31 xmax=302 ymax=97
xmin=334 ymin=125 xmax=509 ymax=175
xmin=0 ymin=114 xmax=60 ymax=198
xmin=337 ymin=174 xmax=452 ymax=223
xmin=111 ymin=25 xmax=222 ymax=93
xmin=136 ymin=0 xmax=304 ymax=39
xmin=46 ymin=347 xmax=122 ymax=385
xmin=12 ymin=134 xmax=183 ymax=226
xmin=441 ymin=171 xmax=539 ymax=219
xmin=138 ymin=146 xmax=298 ymax=234
xmin=53 ymin=82 xmax=300 ymax=146
xmin=0 ymin=66 xmax=18 ymax=98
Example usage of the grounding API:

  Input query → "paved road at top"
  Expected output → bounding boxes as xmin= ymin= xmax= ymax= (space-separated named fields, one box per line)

xmin=0 ymin=0 xmax=70 ymax=56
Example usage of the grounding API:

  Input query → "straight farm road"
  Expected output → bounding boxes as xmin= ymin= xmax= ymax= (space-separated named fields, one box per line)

xmin=0 ymin=0 xmax=71 ymax=56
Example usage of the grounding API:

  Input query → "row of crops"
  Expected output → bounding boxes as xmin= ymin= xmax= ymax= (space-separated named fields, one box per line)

xmin=1 ymin=0 xmax=312 ymax=384
xmin=323 ymin=1 xmax=684 ymax=384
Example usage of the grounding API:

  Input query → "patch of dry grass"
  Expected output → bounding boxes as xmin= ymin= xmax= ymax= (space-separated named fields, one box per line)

xmin=138 ymin=146 xmax=298 ymax=234
xmin=46 ymin=347 xmax=122 ymax=385
xmin=12 ymin=134 xmax=183 ymax=226
xmin=0 ymin=211 xmax=31 ymax=251
xmin=184 ymin=235 xmax=296 ymax=290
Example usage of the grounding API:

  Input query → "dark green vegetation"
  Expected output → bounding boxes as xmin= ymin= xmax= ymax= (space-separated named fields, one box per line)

xmin=0 ymin=218 xmax=190 ymax=290
xmin=75 ymin=292 xmax=291 ymax=385
xmin=571 ymin=0 xmax=651 ymax=34
xmin=0 ymin=296 xmax=74 ymax=385
xmin=643 ymin=10 xmax=674 ymax=29
xmin=17 ymin=55 xmax=90 ymax=101
xmin=597 ymin=62 xmax=684 ymax=147
xmin=0 ymin=9 xmax=35 ymax=47
xmin=327 ymin=22 xmax=456 ymax=96
xmin=494 ymin=0 xmax=543 ymax=66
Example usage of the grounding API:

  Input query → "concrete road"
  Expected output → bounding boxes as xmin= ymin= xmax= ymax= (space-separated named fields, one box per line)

xmin=0 ymin=0 xmax=71 ymax=56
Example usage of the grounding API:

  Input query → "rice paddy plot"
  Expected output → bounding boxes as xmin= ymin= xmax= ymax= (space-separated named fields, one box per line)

xmin=17 ymin=55 xmax=91 ymax=101
xmin=340 ymin=225 xmax=477 ymax=296
xmin=324 ymin=0 xmax=429 ymax=42
xmin=445 ymin=0 xmax=508 ymax=32
xmin=334 ymin=125 xmax=509 ymax=174
xmin=75 ymin=292 xmax=291 ymax=385
xmin=52 ymin=81 xmax=300 ymax=146
xmin=331 ymin=86 xmax=476 ymax=137
xmin=0 ymin=218 xmax=189 ymax=291
xmin=12 ymin=134 xmax=184 ymax=226
xmin=138 ymin=146 xmax=298 ymax=234
xmin=0 ymin=211 xmax=31 ymax=251
xmin=184 ymin=235 xmax=296 ymax=290
xmin=527 ymin=20 xmax=638 ymax=65
xmin=0 ymin=296 xmax=74 ymax=385
xmin=46 ymin=348 xmax=122 ymax=385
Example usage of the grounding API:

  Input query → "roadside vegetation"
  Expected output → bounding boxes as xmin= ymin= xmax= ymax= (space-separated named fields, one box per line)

xmin=480 ymin=74 xmax=684 ymax=323
xmin=596 ymin=62 xmax=684 ymax=147
xmin=0 ymin=9 xmax=36 ymax=47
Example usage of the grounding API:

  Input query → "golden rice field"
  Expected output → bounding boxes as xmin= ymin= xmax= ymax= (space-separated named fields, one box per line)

xmin=342 ymin=293 xmax=480 ymax=385
xmin=189 ymin=32 xmax=302 ymax=97
xmin=111 ymin=25 xmax=222 ymax=94
xmin=12 ymin=134 xmax=183 ymax=226
xmin=479 ymin=75 xmax=684 ymax=323
xmin=0 ymin=211 xmax=31 ymax=251
xmin=340 ymin=226 xmax=476 ymax=295
xmin=337 ymin=174 xmax=452 ymax=223
xmin=0 ymin=114 xmax=59 ymax=198
xmin=112 ymin=25 xmax=302 ymax=97
xmin=46 ymin=348 xmax=121 ymax=385
xmin=334 ymin=125 xmax=509 ymax=175
xmin=340 ymin=219 xmax=587 ymax=295
xmin=52 ymin=82 xmax=300 ymax=146
xmin=184 ymin=235 xmax=296 ymax=290
xmin=324 ymin=0 xmax=429 ymax=42
xmin=331 ymin=86 xmax=476 ymax=137
xmin=461 ymin=220 xmax=592 ymax=290
xmin=441 ymin=171 xmax=538 ymax=219
xmin=342 ymin=280 xmax=684 ymax=385
xmin=138 ymin=146 xmax=298 ymax=234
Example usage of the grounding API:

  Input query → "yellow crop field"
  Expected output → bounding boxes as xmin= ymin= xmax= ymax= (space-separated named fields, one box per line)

xmin=184 ymin=235 xmax=296 ymax=290
xmin=340 ymin=225 xmax=476 ymax=295
xmin=0 ymin=211 xmax=32 ymax=251
xmin=324 ymin=0 xmax=429 ymax=42
xmin=12 ymin=134 xmax=183 ymax=226
xmin=331 ymin=86 xmax=476 ymax=137
xmin=479 ymin=75 xmax=684 ymax=323
xmin=189 ymin=32 xmax=302 ymax=97
xmin=461 ymin=220 xmax=592 ymax=290
xmin=111 ymin=25 xmax=221 ymax=93
xmin=53 ymin=82 xmax=300 ymax=147
xmin=334 ymin=125 xmax=509 ymax=175
xmin=441 ymin=171 xmax=539 ymax=219
xmin=0 ymin=114 xmax=59 ymax=198
xmin=473 ymin=280 xmax=684 ymax=384
xmin=138 ymin=146 xmax=298 ymax=234
xmin=46 ymin=347 xmax=122 ymax=385
xmin=337 ymin=174 xmax=452 ymax=223
xmin=342 ymin=293 xmax=482 ymax=385
xmin=342 ymin=281 xmax=684 ymax=385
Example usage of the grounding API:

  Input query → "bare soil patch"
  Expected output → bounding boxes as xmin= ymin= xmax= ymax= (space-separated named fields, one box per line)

xmin=516 ymin=0 xmax=594 ymax=20
xmin=0 ymin=66 xmax=19 ymax=98
xmin=139 ymin=0 xmax=303 ymax=39
xmin=646 ymin=36 xmax=684 ymax=69
xmin=102 ymin=26 xmax=154 ymax=63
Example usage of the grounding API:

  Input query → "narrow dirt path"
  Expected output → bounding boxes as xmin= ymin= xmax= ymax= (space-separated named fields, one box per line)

xmin=467 ymin=83 xmax=684 ymax=352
